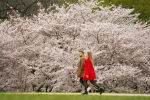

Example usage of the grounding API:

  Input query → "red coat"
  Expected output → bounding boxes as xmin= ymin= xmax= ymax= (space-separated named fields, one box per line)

xmin=83 ymin=58 xmax=96 ymax=80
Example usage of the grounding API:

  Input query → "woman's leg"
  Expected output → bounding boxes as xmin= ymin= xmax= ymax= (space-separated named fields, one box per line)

xmin=83 ymin=80 xmax=89 ymax=90
xmin=90 ymin=80 xmax=104 ymax=95
xmin=81 ymin=80 xmax=89 ymax=94
xmin=90 ymin=80 xmax=99 ymax=89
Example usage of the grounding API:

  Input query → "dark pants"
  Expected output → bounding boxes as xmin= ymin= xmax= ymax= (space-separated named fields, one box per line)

xmin=79 ymin=77 xmax=84 ymax=86
xmin=84 ymin=80 xmax=99 ymax=90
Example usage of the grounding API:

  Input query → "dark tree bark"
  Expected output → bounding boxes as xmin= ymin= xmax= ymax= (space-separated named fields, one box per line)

xmin=0 ymin=0 xmax=68 ymax=20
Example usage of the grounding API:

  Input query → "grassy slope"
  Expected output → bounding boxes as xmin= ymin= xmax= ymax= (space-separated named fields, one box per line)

xmin=99 ymin=0 xmax=150 ymax=24
xmin=70 ymin=0 xmax=150 ymax=24
xmin=0 ymin=93 xmax=150 ymax=100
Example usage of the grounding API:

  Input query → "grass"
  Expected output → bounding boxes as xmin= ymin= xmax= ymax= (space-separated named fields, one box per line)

xmin=0 ymin=93 xmax=150 ymax=100
xmin=98 ymin=0 xmax=150 ymax=24
xmin=71 ymin=0 xmax=150 ymax=24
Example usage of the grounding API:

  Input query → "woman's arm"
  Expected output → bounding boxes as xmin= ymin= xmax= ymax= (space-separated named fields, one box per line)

xmin=85 ymin=59 xmax=92 ymax=76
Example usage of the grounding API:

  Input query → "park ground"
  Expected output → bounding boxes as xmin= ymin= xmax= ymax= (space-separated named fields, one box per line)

xmin=0 ymin=93 xmax=150 ymax=100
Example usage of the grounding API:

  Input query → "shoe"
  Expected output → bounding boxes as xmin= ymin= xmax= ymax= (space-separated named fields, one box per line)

xmin=99 ymin=88 xmax=104 ymax=95
xmin=81 ymin=90 xmax=88 ymax=95
xmin=87 ymin=87 xmax=91 ymax=92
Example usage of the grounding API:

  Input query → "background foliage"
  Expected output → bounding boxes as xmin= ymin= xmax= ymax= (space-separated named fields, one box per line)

xmin=99 ymin=0 xmax=150 ymax=24
xmin=0 ymin=0 xmax=150 ymax=93
xmin=1 ymin=0 xmax=150 ymax=24
xmin=0 ymin=0 xmax=78 ymax=19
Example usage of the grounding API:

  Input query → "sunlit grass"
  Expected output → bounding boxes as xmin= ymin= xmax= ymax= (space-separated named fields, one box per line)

xmin=98 ymin=0 xmax=150 ymax=24
xmin=0 ymin=93 xmax=150 ymax=100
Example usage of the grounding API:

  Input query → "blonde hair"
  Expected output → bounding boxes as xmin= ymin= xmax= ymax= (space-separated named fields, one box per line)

xmin=87 ymin=52 xmax=94 ymax=66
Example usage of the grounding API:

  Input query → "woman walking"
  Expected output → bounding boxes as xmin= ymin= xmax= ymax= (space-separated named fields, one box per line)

xmin=82 ymin=52 xmax=104 ymax=95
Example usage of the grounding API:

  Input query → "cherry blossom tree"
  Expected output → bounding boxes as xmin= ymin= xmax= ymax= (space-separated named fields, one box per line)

xmin=0 ymin=0 xmax=150 ymax=93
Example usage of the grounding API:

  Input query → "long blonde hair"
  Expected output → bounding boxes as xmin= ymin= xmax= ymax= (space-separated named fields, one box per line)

xmin=87 ymin=52 xmax=94 ymax=66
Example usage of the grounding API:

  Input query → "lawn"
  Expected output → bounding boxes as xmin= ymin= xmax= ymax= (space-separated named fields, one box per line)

xmin=70 ymin=0 xmax=150 ymax=24
xmin=98 ymin=0 xmax=150 ymax=24
xmin=0 ymin=93 xmax=150 ymax=100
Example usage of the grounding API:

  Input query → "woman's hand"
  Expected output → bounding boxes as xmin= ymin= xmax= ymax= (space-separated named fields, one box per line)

xmin=86 ymin=75 xmax=89 ymax=78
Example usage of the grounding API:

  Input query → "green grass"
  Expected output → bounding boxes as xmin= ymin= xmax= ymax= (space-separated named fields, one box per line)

xmin=70 ymin=0 xmax=150 ymax=23
xmin=98 ymin=0 xmax=150 ymax=24
xmin=0 ymin=93 xmax=150 ymax=100
xmin=70 ymin=0 xmax=150 ymax=24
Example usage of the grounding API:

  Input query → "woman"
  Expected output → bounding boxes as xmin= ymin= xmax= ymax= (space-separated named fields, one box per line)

xmin=82 ymin=52 xmax=104 ymax=95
